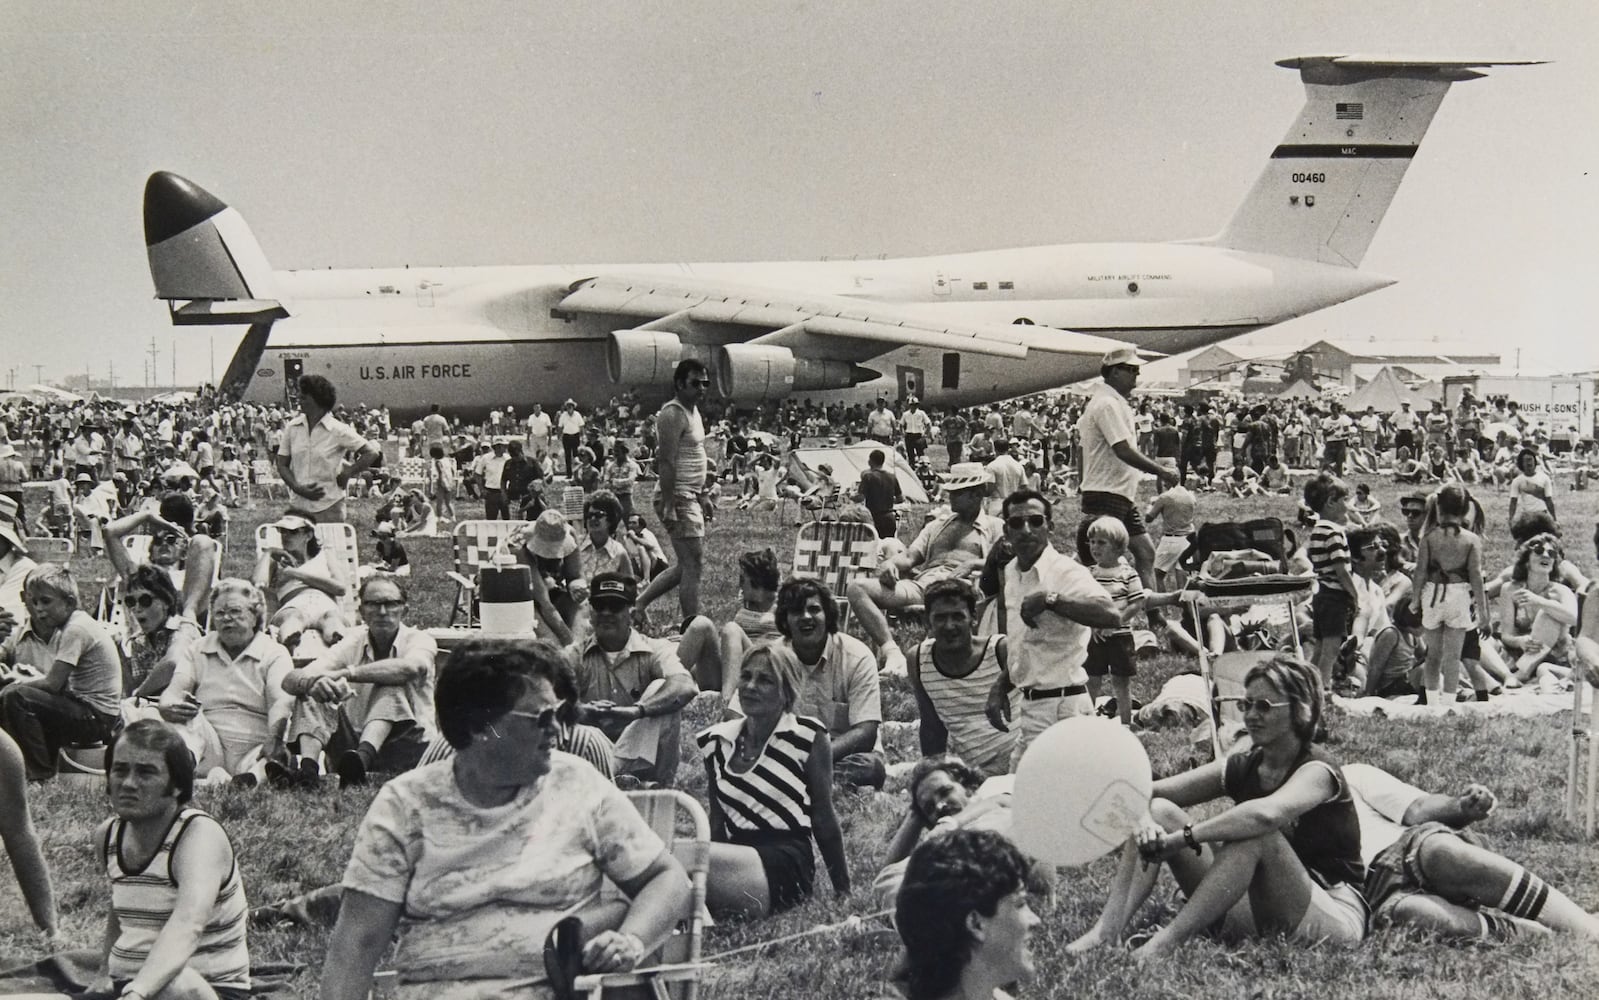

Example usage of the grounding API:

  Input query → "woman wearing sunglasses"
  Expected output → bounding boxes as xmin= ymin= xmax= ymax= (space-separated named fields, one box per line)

xmin=1499 ymin=533 xmax=1578 ymax=685
xmin=1069 ymin=652 xmax=1368 ymax=961
xmin=120 ymin=563 xmax=200 ymax=702
xmin=320 ymin=638 xmax=689 ymax=1000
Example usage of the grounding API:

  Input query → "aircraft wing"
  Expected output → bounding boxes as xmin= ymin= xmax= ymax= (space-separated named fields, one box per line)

xmin=556 ymin=273 xmax=1125 ymax=363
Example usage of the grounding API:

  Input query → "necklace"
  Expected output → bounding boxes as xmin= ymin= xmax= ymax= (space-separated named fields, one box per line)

xmin=733 ymin=723 xmax=774 ymax=766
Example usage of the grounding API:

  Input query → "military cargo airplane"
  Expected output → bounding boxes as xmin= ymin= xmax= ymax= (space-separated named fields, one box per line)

xmin=143 ymin=55 xmax=1538 ymax=419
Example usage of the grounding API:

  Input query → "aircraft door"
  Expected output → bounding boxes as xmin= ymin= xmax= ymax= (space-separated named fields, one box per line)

xmin=283 ymin=358 xmax=304 ymax=406
xmin=896 ymin=366 xmax=923 ymax=404
xmin=932 ymin=272 xmax=951 ymax=296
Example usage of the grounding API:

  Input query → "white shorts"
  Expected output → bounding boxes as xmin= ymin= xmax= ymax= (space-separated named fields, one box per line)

xmin=1154 ymin=534 xmax=1191 ymax=574
xmin=1223 ymin=878 xmax=1368 ymax=947
xmin=1420 ymin=581 xmax=1474 ymax=631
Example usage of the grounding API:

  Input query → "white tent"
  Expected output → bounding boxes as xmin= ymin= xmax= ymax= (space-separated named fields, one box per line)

xmin=26 ymin=384 xmax=84 ymax=403
xmin=786 ymin=443 xmax=929 ymax=503
xmin=1345 ymin=367 xmax=1419 ymax=413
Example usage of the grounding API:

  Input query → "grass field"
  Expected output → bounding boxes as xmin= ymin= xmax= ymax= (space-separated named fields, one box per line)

xmin=3 ymin=470 xmax=1597 ymax=999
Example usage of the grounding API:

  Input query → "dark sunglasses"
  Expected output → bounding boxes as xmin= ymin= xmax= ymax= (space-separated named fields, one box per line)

xmin=125 ymin=593 xmax=160 ymax=610
xmin=1529 ymin=542 xmax=1558 ymax=556
xmin=1006 ymin=514 xmax=1048 ymax=530
xmin=1401 ymin=508 xmax=1425 ymax=518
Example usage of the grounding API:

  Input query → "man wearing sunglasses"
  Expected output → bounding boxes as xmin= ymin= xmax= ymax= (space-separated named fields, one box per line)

xmin=985 ymin=488 xmax=1121 ymax=772
xmin=1397 ymin=490 xmax=1430 ymax=565
xmin=638 ymin=360 xmax=714 ymax=624
xmin=279 ymin=574 xmax=437 ymax=788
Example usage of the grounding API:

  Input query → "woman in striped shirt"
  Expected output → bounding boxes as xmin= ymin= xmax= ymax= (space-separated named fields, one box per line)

xmin=697 ymin=641 xmax=849 ymax=919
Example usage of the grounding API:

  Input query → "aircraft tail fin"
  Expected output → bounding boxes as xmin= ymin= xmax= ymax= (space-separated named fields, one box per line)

xmin=144 ymin=171 xmax=287 ymax=323
xmin=1200 ymin=56 xmax=1542 ymax=266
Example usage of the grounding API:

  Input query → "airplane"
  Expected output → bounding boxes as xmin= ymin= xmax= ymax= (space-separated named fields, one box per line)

xmin=143 ymin=55 xmax=1539 ymax=420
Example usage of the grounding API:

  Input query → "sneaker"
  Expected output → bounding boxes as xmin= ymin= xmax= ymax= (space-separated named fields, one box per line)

xmin=263 ymin=757 xmax=297 ymax=790
xmin=336 ymin=749 xmax=369 ymax=789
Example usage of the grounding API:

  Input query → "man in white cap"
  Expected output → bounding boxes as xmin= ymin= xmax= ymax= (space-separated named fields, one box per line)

xmin=846 ymin=462 xmax=1003 ymax=675
xmin=481 ymin=438 xmax=511 ymax=520
xmin=1075 ymin=347 xmax=1174 ymax=589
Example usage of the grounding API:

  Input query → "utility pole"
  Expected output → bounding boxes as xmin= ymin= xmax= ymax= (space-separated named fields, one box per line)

xmin=171 ymin=339 xmax=176 ymax=387
xmin=33 ymin=364 xmax=43 ymax=385
xmin=147 ymin=337 xmax=159 ymax=387
xmin=108 ymin=361 xmax=116 ymax=390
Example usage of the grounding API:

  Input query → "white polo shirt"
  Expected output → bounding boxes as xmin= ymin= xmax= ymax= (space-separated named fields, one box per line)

xmin=1002 ymin=545 xmax=1109 ymax=691
xmin=1076 ymin=382 xmax=1142 ymax=498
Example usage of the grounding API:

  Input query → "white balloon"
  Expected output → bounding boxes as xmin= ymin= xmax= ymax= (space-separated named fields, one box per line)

xmin=1010 ymin=717 xmax=1153 ymax=867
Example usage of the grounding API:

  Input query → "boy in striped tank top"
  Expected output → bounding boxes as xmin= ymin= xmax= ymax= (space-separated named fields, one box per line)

xmin=92 ymin=720 xmax=251 ymax=1000
xmin=1305 ymin=471 xmax=1359 ymax=697
xmin=908 ymin=579 xmax=1017 ymax=776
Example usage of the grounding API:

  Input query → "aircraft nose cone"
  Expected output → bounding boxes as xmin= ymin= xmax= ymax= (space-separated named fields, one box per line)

xmin=144 ymin=171 xmax=228 ymax=247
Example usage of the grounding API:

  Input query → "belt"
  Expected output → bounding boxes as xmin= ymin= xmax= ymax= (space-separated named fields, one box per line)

xmin=1019 ymin=684 xmax=1087 ymax=701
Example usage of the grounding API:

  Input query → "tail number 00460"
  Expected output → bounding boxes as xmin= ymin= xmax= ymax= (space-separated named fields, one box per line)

xmin=1291 ymin=172 xmax=1326 ymax=184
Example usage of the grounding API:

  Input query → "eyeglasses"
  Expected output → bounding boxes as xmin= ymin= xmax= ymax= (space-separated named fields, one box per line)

xmin=487 ymin=705 xmax=564 ymax=739
xmin=152 ymin=533 xmax=182 ymax=545
xmin=212 ymin=607 xmax=254 ymax=621
xmin=1401 ymin=509 xmax=1425 ymax=518
xmin=585 ymin=510 xmax=610 ymax=521
xmin=361 ymin=599 xmax=405 ymax=612
xmin=1529 ymin=543 xmax=1558 ymax=556
xmin=125 ymin=593 xmax=159 ymax=610
xmin=1227 ymin=697 xmax=1291 ymax=715
xmin=1006 ymin=514 xmax=1048 ymax=531
xmin=687 ymin=378 xmax=711 ymax=387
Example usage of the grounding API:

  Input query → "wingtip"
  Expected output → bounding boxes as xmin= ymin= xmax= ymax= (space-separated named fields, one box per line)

xmin=144 ymin=171 xmax=229 ymax=247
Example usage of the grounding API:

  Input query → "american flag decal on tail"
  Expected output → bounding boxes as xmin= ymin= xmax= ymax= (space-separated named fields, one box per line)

xmin=1336 ymin=102 xmax=1363 ymax=120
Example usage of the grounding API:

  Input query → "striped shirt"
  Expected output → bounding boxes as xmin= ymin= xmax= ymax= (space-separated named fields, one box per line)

xmin=1089 ymin=560 xmax=1144 ymax=638
xmin=697 ymin=713 xmax=824 ymax=835
xmin=1308 ymin=518 xmax=1351 ymax=592
xmin=914 ymin=636 xmax=1016 ymax=776
xmin=104 ymin=808 xmax=250 ymax=990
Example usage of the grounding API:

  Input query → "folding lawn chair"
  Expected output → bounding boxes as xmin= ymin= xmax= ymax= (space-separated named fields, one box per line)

xmin=446 ymin=519 xmax=528 ymax=626
xmin=790 ymin=519 xmax=881 ymax=630
xmin=573 ymin=789 xmax=711 ymax=1000
xmin=250 ymin=458 xmax=288 ymax=500
xmin=256 ymin=521 xmax=361 ymax=622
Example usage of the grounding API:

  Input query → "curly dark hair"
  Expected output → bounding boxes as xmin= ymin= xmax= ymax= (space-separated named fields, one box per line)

xmin=1511 ymin=532 xmax=1563 ymax=584
xmin=738 ymin=548 xmax=780 ymax=593
xmin=906 ymin=754 xmax=985 ymax=827
xmin=435 ymin=638 xmax=580 ymax=749
xmin=123 ymin=563 xmax=182 ymax=623
xmin=894 ymin=829 xmax=1031 ymax=1000
xmin=775 ymin=577 xmax=839 ymax=639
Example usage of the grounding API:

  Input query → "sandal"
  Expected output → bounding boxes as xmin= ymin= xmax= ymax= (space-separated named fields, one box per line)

xmin=543 ymin=915 xmax=585 ymax=1000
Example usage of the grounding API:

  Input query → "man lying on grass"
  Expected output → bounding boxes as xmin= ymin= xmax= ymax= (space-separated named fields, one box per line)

xmin=86 ymin=719 xmax=252 ymax=1000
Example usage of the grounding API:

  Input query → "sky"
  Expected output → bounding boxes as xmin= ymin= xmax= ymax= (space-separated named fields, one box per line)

xmin=3 ymin=0 xmax=1594 ymax=390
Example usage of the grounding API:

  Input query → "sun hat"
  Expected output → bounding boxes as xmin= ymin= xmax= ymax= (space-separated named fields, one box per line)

xmin=0 ymin=441 xmax=16 ymax=459
xmin=74 ymin=473 xmax=94 ymax=484
xmin=940 ymin=462 xmax=993 ymax=492
xmin=527 ymin=509 xmax=577 ymax=560
xmin=268 ymin=513 xmax=316 ymax=534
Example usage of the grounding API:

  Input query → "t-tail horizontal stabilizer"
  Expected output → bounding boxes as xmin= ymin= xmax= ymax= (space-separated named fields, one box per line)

xmin=144 ymin=171 xmax=286 ymax=324
xmin=1201 ymin=56 xmax=1543 ymax=267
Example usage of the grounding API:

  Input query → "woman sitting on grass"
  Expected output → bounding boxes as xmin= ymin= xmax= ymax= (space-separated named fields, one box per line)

xmin=696 ymin=641 xmax=849 ymax=919
xmin=1497 ymin=533 xmax=1578 ymax=685
xmin=1068 ymin=652 xmax=1367 ymax=962
xmin=319 ymin=638 xmax=689 ymax=1000
xmin=891 ymin=828 xmax=1040 ymax=1000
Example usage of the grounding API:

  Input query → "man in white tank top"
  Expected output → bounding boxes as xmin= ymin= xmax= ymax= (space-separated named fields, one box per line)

xmin=638 ymin=361 xmax=713 ymax=622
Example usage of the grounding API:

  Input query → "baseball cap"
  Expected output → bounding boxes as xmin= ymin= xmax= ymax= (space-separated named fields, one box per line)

xmin=1101 ymin=347 xmax=1144 ymax=368
xmin=589 ymin=571 xmax=638 ymax=607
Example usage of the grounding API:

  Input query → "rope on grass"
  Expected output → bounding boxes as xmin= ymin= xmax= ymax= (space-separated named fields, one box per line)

xmin=701 ymin=907 xmax=895 ymax=962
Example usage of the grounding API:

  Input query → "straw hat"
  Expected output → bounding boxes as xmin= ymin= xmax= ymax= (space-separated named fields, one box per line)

xmin=940 ymin=462 xmax=993 ymax=492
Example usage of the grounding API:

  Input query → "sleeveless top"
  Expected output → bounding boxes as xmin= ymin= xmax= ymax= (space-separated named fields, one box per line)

xmin=658 ymin=399 xmax=707 ymax=499
xmin=696 ymin=713 xmax=824 ymax=836
xmin=1223 ymin=745 xmax=1364 ymax=887
xmin=915 ymin=636 xmax=1015 ymax=775
xmin=104 ymin=808 xmax=250 ymax=988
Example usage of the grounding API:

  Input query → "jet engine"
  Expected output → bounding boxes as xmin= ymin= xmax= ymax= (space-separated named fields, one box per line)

xmin=715 ymin=344 xmax=878 ymax=402
xmin=606 ymin=330 xmax=685 ymax=386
